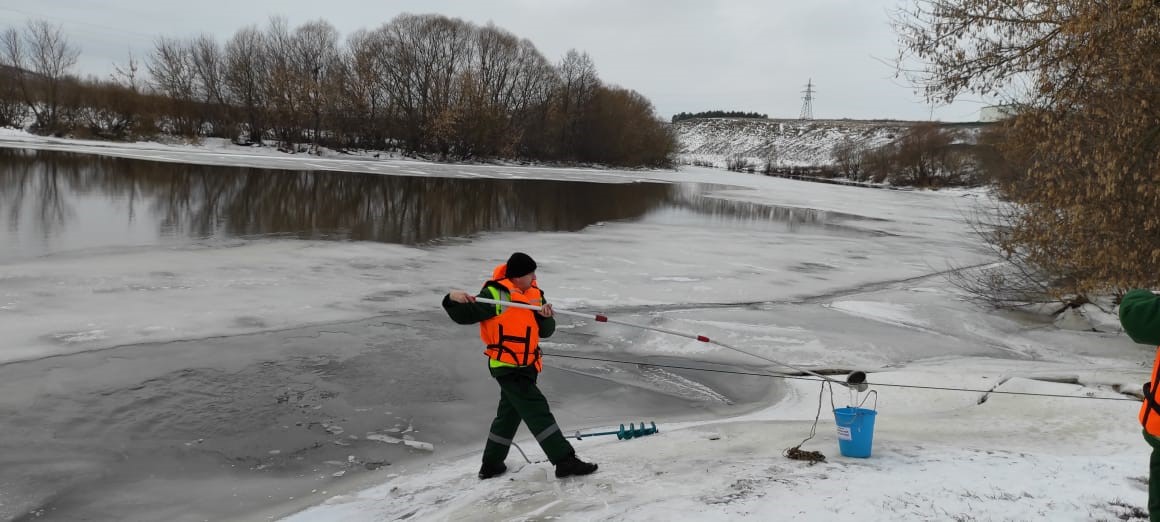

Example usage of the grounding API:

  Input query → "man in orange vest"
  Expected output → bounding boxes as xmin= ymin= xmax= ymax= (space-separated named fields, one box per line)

xmin=444 ymin=252 xmax=598 ymax=480
xmin=1121 ymin=288 xmax=1160 ymax=520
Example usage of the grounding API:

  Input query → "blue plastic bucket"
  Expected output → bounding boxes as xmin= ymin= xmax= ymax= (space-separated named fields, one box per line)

xmin=834 ymin=407 xmax=877 ymax=458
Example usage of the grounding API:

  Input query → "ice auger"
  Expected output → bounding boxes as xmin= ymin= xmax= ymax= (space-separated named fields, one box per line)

xmin=572 ymin=422 xmax=659 ymax=440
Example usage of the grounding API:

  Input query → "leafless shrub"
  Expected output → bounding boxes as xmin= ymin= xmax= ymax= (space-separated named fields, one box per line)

xmin=726 ymin=154 xmax=755 ymax=172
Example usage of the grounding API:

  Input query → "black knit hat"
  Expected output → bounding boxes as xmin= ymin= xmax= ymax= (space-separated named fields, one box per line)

xmin=505 ymin=252 xmax=537 ymax=278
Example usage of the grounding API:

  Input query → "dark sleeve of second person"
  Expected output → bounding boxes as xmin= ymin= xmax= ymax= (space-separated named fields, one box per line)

xmin=1121 ymin=289 xmax=1160 ymax=346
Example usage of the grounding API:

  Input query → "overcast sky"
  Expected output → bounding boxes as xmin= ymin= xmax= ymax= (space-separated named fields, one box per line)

xmin=1 ymin=0 xmax=992 ymax=122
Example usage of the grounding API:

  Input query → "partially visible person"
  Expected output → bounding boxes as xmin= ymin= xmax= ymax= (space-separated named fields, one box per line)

xmin=1121 ymin=288 xmax=1160 ymax=520
xmin=443 ymin=252 xmax=598 ymax=480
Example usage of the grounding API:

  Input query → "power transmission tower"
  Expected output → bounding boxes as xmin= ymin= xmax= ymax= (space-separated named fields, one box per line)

xmin=799 ymin=79 xmax=815 ymax=120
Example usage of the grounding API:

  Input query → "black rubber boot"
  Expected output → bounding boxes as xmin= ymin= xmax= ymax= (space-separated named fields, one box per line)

xmin=478 ymin=461 xmax=507 ymax=480
xmin=554 ymin=454 xmax=598 ymax=478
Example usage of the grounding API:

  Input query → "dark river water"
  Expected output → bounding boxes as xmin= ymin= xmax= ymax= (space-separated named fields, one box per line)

xmin=0 ymin=148 xmax=870 ymax=262
xmin=0 ymin=148 xmax=867 ymax=521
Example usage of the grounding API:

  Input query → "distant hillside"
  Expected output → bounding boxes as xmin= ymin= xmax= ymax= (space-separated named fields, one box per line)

xmin=672 ymin=118 xmax=988 ymax=169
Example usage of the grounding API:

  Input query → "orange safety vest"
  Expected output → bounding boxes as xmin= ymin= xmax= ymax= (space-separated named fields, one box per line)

xmin=1141 ymin=349 xmax=1160 ymax=435
xmin=479 ymin=263 xmax=544 ymax=372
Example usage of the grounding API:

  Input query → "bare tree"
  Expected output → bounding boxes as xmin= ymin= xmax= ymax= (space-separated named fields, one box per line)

xmin=0 ymin=31 xmax=27 ymax=127
xmin=264 ymin=16 xmax=303 ymax=148
xmin=454 ymin=24 xmax=521 ymax=156
xmin=112 ymin=50 xmax=142 ymax=93
xmin=0 ymin=76 xmax=24 ymax=127
xmin=147 ymin=36 xmax=199 ymax=136
xmin=98 ymin=50 xmax=149 ymax=138
xmin=509 ymin=39 xmax=558 ymax=157
xmin=558 ymin=49 xmax=598 ymax=111
xmin=859 ymin=145 xmax=896 ymax=184
xmin=473 ymin=25 xmax=522 ymax=110
xmin=339 ymin=28 xmax=390 ymax=149
xmin=378 ymin=14 xmax=473 ymax=154
xmin=890 ymin=123 xmax=960 ymax=187
xmin=577 ymin=85 xmax=674 ymax=167
xmin=832 ymin=137 xmax=865 ymax=181
xmin=189 ymin=35 xmax=226 ymax=104
xmin=76 ymin=77 xmax=141 ymax=139
xmin=292 ymin=20 xmax=340 ymax=153
xmin=1 ymin=20 xmax=80 ymax=133
xmin=556 ymin=49 xmax=599 ymax=158
xmin=224 ymin=25 xmax=267 ymax=143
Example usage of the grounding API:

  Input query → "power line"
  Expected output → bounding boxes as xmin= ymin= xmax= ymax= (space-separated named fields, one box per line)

xmin=544 ymin=351 xmax=1140 ymax=403
xmin=0 ymin=6 xmax=157 ymax=42
xmin=799 ymin=78 xmax=815 ymax=120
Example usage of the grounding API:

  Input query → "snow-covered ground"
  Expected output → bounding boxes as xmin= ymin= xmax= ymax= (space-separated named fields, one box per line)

xmin=672 ymin=118 xmax=985 ymax=170
xmin=285 ymin=374 xmax=1144 ymax=521
xmin=0 ymin=131 xmax=1152 ymax=521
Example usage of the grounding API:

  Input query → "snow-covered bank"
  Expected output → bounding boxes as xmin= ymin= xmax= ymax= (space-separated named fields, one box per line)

xmin=0 ymin=129 xmax=655 ymax=184
xmin=285 ymin=367 xmax=1144 ymax=521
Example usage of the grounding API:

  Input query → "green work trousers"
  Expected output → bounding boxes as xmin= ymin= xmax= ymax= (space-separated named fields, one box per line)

xmin=482 ymin=364 xmax=575 ymax=466
xmin=1147 ymin=430 xmax=1160 ymax=521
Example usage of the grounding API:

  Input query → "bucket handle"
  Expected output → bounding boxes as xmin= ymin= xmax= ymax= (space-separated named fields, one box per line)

xmin=835 ymin=412 xmax=860 ymax=427
xmin=829 ymin=384 xmax=878 ymax=413
xmin=834 ymin=391 xmax=879 ymax=428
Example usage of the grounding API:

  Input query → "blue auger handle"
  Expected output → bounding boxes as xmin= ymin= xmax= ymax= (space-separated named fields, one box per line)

xmin=573 ymin=421 xmax=659 ymax=440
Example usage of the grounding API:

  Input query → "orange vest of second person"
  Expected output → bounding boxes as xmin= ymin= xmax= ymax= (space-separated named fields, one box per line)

xmin=479 ymin=265 xmax=544 ymax=372
xmin=1141 ymin=352 xmax=1160 ymax=435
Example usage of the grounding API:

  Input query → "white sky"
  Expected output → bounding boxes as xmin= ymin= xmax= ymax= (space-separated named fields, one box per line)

xmin=0 ymin=0 xmax=992 ymax=121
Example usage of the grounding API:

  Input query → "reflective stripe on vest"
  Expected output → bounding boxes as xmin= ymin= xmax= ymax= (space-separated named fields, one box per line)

xmin=1140 ymin=348 xmax=1160 ymax=436
xmin=479 ymin=272 xmax=543 ymax=372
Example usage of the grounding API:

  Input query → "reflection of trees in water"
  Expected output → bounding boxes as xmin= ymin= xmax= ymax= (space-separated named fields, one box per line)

xmin=0 ymin=149 xmax=878 ymax=246
xmin=681 ymin=194 xmax=827 ymax=226
xmin=0 ymin=149 xmax=678 ymax=243
xmin=661 ymin=183 xmax=872 ymax=229
xmin=0 ymin=149 xmax=77 ymax=236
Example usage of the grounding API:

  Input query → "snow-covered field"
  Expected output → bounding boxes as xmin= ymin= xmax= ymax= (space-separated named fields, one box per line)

xmin=0 ymin=131 xmax=1151 ymax=521
xmin=672 ymin=118 xmax=985 ymax=171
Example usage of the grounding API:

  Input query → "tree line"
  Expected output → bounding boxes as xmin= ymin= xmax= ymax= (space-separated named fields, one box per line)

xmin=0 ymin=15 xmax=676 ymax=167
xmin=831 ymin=123 xmax=980 ymax=187
xmin=671 ymin=110 xmax=767 ymax=123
